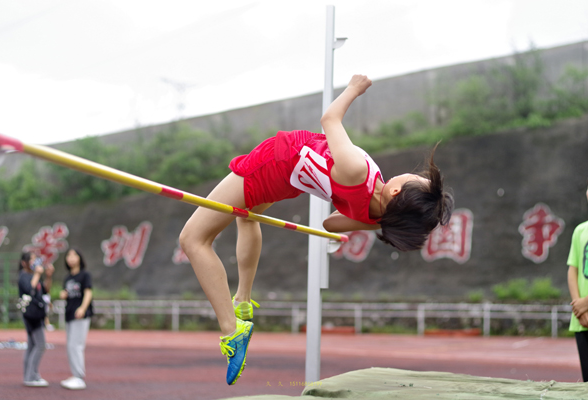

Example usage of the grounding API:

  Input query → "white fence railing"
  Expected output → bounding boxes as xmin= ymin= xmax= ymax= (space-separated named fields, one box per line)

xmin=51 ymin=300 xmax=573 ymax=338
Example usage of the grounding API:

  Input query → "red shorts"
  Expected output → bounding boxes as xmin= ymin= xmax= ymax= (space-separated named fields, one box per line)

xmin=229 ymin=130 xmax=323 ymax=208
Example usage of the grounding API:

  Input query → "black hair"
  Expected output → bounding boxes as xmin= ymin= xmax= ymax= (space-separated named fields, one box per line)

xmin=377 ymin=144 xmax=454 ymax=251
xmin=64 ymin=248 xmax=86 ymax=272
xmin=18 ymin=251 xmax=33 ymax=271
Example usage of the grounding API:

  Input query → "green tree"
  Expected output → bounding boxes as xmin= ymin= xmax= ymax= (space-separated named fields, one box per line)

xmin=544 ymin=65 xmax=588 ymax=119
xmin=0 ymin=160 xmax=53 ymax=212
xmin=503 ymin=47 xmax=544 ymax=120
xmin=49 ymin=137 xmax=138 ymax=204
xmin=144 ymin=123 xmax=236 ymax=189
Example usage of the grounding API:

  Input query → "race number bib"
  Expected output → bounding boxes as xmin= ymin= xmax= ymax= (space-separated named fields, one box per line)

xmin=290 ymin=146 xmax=332 ymax=202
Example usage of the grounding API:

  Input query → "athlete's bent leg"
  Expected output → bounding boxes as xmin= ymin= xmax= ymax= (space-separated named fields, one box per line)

xmin=179 ymin=172 xmax=246 ymax=336
xmin=234 ymin=203 xmax=272 ymax=304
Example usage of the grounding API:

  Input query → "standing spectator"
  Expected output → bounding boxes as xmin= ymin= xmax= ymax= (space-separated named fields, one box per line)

xmin=568 ymin=184 xmax=588 ymax=382
xmin=59 ymin=248 xmax=93 ymax=390
xmin=18 ymin=251 xmax=54 ymax=387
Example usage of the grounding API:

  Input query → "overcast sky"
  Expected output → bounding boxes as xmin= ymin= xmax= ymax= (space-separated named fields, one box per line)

xmin=1 ymin=0 xmax=587 ymax=145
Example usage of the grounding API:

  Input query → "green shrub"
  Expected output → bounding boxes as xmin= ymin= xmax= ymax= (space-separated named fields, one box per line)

xmin=529 ymin=278 xmax=561 ymax=300
xmin=91 ymin=286 xmax=137 ymax=300
xmin=493 ymin=278 xmax=529 ymax=301
xmin=359 ymin=47 xmax=588 ymax=155
xmin=492 ymin=277 xmax=562 ymax=301
xmin=466 ymin=290 xmax=485 ymax=303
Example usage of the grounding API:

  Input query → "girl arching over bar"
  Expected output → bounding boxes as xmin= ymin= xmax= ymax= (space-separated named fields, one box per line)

xmin=179 ymin=75 xmax=454 ymax=385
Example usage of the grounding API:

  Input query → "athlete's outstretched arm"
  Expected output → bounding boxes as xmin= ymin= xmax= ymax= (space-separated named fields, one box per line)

xmin=320 ymin=75 xmax=372 ymax=186
xmin=323 ymin=211 xmax=380 ymax=232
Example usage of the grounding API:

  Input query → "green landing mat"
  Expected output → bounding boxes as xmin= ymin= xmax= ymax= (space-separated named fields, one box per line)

xmin=220 ymin=368 xmax=587 ymax=400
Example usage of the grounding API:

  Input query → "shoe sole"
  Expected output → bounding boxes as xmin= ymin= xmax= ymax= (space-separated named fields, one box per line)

xmin=228 ymin=323 xmax=254 ymax=385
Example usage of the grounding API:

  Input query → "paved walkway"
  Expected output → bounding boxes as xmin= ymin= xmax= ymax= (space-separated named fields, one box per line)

xmin=0 ymin=329 xmax=582 ymax=400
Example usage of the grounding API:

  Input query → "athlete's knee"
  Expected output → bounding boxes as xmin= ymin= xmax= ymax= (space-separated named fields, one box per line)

xmin=179 ymin=221 xmax=217 ymax=255
xmin=236 ymin=217 xmax=261 ymax=236
xmin=236 ymin=217 xmax=259 ymax=228
xmin=179 ymin=229 xmax=199 ymax=252
xmin=179 ymin=223 xmax=202 ymax=252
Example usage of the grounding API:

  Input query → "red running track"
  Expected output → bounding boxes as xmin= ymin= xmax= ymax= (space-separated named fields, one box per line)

xmin=0 ymin=329 xmax=582 ymax=400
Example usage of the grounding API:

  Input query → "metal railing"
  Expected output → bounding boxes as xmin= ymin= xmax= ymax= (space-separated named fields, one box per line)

xmin=50 ymin=300 xmax=573 ymax=338
xmin=1 ymin=253 xmax=20 ymax=328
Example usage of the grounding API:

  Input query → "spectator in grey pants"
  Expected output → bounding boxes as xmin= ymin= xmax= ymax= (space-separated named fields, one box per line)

xmin=59 ymin=248 xmax=93 ymax=390
xmin=18 ymin=251 xmax=55 ymax=387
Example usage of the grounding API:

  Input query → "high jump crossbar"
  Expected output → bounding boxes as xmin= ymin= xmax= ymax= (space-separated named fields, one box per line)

xmin=0 ymin=133 xmax=348 ymax=243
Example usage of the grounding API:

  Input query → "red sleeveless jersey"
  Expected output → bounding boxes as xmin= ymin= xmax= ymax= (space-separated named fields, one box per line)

xmin=229 ymin=130 xmax=383 ymax=225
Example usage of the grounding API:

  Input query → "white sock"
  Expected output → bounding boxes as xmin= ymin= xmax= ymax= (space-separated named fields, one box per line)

xmin=222 ymin=329 xmax=237 ymax=339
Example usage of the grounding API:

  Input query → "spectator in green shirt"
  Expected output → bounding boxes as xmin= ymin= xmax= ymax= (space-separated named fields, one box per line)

xmin=567 ymin=184 xmax=588 ymax=382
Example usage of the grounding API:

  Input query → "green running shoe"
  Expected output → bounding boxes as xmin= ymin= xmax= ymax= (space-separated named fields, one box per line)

xmin=232 ymin=296 xmax=260 ymax=321
xmin=220 ymin=319 xmax=254 ymax=385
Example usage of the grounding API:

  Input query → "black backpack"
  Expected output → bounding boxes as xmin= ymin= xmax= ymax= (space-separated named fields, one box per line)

xmin=17 ymin=289 xmax=46 ymax=321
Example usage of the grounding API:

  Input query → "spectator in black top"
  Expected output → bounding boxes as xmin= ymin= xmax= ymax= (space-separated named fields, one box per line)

xmin=59 ymin=248 xmax=93 ymax=390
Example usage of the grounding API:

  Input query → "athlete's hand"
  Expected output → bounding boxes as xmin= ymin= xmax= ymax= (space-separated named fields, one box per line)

xmin=347 ymin=75 xmax=372 ymax=96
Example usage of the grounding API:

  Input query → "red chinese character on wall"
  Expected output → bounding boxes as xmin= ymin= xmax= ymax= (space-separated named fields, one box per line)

xmin=331 ymin=231 xmax=376 ymax=263
xmin=101 ymin=221 xmax=152 ymax=269
xmin=518 ymin=203 xmax=564 ymax=263
xmin=421 ymin=209 xmax=473 ymax=264
xmin=23 ymin=223 xmax=69 ymax=264
xmin=0 ymin=226 xmax=8 ymax=247
xmin=172 ymin=233 xmax=221 ymax=265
